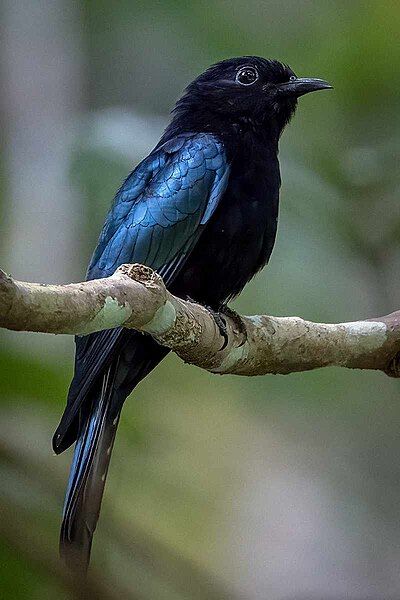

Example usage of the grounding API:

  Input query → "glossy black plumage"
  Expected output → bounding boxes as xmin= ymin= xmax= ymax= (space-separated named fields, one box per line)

xmin=54 ymin=56 xmax=331 ymax=570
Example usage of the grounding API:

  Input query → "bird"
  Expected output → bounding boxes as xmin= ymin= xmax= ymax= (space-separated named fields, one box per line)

xmin=53 ymin=56 xmax=331 ymax=571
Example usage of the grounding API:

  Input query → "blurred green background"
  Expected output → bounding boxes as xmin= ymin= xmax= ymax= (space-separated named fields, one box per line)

xmin=1 ymin=1 xmax=400 ymax=598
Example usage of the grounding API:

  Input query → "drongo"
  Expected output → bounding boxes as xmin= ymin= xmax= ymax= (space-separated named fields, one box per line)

xmin=54 ymin=56 xmax=331 ymax=570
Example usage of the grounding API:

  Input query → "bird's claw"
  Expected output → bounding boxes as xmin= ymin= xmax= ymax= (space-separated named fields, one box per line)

xmin=204 ymin=306 xmax=229 ymax=350
xmin=214 ymin=312 xmax=229 ymax=351
xmin=219 ymin=304 xmax=247 ymax=345
xmin=187 ymin=298 xmax=245 ymax=351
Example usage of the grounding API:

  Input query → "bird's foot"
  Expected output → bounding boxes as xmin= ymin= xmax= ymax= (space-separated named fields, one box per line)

xmin=185 ymin=297 xmax=244 ymax=351
xmin=219 ymin=304 xmax=247 ymax=345
xmin=205 ymin=304 xmax=247 ymax=351
xmin=206 ymin=307 xmax=229 ymax=350
xmin=185 ymin=295 xmax=229 ymax=349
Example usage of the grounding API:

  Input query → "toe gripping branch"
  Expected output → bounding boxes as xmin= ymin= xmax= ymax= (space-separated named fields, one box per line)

xmin=185 ymin=296 xmax=247 ymax=352
xmin=209 ymin=304 xmax=248 ymax=351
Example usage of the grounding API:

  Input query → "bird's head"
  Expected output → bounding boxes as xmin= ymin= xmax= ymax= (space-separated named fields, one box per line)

xmin=170 ymin=56 xmax=331 ymax=140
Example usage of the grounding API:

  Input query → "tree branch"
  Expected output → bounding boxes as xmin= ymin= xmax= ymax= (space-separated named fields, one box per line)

xmin=1 ymin=264 xmax=400 ymax=378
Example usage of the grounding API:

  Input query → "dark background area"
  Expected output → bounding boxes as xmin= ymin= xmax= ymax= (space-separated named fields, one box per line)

xmin=1 ymin=1 xmax=400 ymax=598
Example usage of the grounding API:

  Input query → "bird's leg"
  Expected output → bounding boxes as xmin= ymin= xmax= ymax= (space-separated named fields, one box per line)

xmin=185 ymin=297 xmax=246 ymax=350
xmin=208 ymin=308 xmax=229 ymax=350
xmin=186 ymin=295 xmax=229 ymax=350
xmin=218 ymin=303 xmax=248 ymax=344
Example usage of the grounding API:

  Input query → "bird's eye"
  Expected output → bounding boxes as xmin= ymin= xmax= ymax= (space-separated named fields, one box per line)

xmin=289 ymin=75 xmax=296 ymax=81
xmin=236 ymin=66 xmax=259 ymax=86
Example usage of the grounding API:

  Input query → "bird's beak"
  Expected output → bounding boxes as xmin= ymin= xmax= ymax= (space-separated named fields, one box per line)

xmin=277 ymin=77 xmax=332 ymax=98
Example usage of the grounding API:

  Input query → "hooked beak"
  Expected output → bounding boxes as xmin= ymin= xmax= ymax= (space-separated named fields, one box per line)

xmin=277 ymin=77 xmax=332 ymax=97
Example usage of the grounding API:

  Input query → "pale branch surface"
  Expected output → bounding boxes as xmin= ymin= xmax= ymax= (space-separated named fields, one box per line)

xmin=1 ymin=264 xmax=400 ymax=378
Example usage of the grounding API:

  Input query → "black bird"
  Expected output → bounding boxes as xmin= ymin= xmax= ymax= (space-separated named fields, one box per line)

xmin=54 ymin=56 xmax=331 ymax=570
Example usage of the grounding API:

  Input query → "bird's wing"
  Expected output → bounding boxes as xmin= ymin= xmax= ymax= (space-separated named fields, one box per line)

xmin=87 ymin=133 xmax=228 ymax=280
xmin=53 ymin=132 xmax=229 ymax=452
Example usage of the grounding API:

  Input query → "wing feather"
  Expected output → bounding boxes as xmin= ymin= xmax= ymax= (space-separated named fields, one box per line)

xmin=54 ymin=133 xmax=229 ymax=453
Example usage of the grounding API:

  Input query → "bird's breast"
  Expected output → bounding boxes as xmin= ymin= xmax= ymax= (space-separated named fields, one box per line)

xmin=172 ymin=147 xmax=280 ymax=307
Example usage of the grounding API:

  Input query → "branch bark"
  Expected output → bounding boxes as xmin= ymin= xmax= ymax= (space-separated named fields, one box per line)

xmin=1 ymin=264 xmax=400 ymax=378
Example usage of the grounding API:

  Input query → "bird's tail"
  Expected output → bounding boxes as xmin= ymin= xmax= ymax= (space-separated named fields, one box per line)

xmin=57 ymin=330 xmax=169 ymax=572
xmin=60 ymin=360 xmax=122 ymax=572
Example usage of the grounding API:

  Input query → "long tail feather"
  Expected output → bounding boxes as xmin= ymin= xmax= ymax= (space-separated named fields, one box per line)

xmin=58 ymin=333 xmax=170 ymax=572
xmin=60 ymin=360 xmax=121 ymax=572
